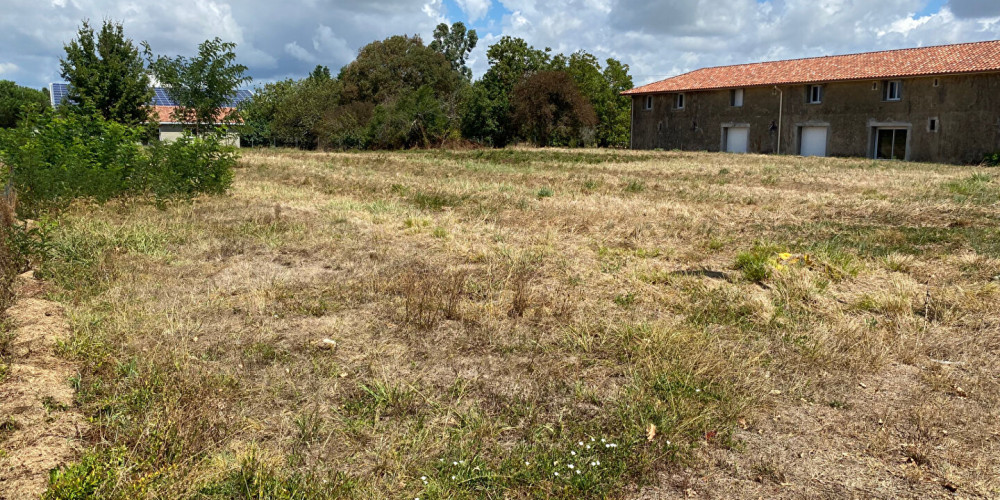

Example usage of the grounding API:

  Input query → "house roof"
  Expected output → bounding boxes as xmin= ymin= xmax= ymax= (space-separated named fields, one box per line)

xmin=152 ymin=106 xmax=239 ymax=125
xmin=623 ymin=40 xmax=1000 ymax=95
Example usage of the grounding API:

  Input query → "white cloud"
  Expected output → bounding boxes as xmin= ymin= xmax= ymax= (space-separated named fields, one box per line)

xmin=284 ymin=41 xmax=316 ymax=63
xmin=0 ymin=62 xmax=18 ymax=75
xmin=2 ymin=0 xmax=1000 ymax=90
xmin=456 ymin=0 xmax=492 ymax=23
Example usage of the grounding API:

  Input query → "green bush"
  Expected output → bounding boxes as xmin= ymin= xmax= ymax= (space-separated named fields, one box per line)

xmin=0 ymin=109 xmax=144 ymax=216
xmin=0 ymin=108 xmax=237 ymax=217
xmin=734 ymin=243 xmax=781 ymax=283
xmin=139 ymin=133 xmax=237 ymax=196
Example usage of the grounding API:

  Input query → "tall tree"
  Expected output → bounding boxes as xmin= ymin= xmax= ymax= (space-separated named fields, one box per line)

xmin=308 ymin=65 xmax=332 ymax=82
xmin=512 ymin=70 xmax=596 ymax=146
xmin=147 ymin=38 xmax=251 ymax=135
xmin=0 ymin=81 xmax=49 ymax=128
xmin=473 ymin=36 xmax=551 ymax=146
xmin=429 ymin=22 xmax=478 ymax=80
xmin=59 ymin=20 xmax=152 ymax=125
xmin=338 ymin=35 xmax=459 ymax=105
xmin=600 ymin=58 xmax=633 ymax=148
xmin=563 ymin=51 xmax=634 ymax=147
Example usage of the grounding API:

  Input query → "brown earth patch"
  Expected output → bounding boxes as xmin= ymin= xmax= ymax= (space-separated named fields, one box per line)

xmin=0 ymin=272 xmax=86 ymax=499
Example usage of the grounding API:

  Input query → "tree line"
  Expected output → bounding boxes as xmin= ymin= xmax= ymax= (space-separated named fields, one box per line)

xmin=241 ymin=22 xmax=634 ymax=149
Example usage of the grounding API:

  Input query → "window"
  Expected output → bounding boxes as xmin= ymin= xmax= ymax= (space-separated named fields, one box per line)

xmin=674 ymin=93 xmax=685 ymax=109
xmin=884 ymin=80 xmax=902 ymax=101
xmin=872 ymin=82 xmax=878 ymax=91
xmin=644 ymin=95 xmax=653 ymax=110
xmin=928 ymin=117 xmax=939 ymax=133
xmin=807 ymin=85 xmax=823 ymax=104
xmin=730 ymin=88 xmax=744 ymax=107
xmin=933 ymin=78 xmax=940 ymax=87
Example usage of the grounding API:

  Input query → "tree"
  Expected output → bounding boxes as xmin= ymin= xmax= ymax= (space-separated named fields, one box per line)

xmin=147 ymin=37 xmax=251 ymax=135
xmin=308 ymin=65 xmax=332 ymax=82
xmin=59 ymin=20 xmax=152 ymax=125
xmin=470 ymin=36 xmax=553 ymax=146
xmin=272 ymin=77 xmax=342 ymax=148
xmin=599 ymin=58 xmax=634 ymax=148
xmin=338 ymin=35 xmax=459 ymax=105
xmin=512 ymin=71 xmax=596 ymax=146
xmin=367 ymin=85 xmax=448 ymax=149
xmin=429 ymin=22 xmax=478 ymax=80
xmin=563 ymin=51 xmax=634 ymax=147
xmin=0 ymin=81 xmax=49 ymax=128
xmin=240 ymin=79 xmax=295 ymax=147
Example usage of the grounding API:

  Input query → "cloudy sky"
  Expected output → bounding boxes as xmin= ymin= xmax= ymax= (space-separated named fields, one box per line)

xmin=1 ymin=0 xmax=999 ymax=91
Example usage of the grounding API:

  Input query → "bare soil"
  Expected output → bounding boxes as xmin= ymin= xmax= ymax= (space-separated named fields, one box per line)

xmin=0 ymin=272 xmax=86 ymax=499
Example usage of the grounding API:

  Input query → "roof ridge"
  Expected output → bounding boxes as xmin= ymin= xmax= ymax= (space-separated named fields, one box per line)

xmin=624 ymin=39 xmax=1000 ymax=95
xmin=678 ymin=39 xmax=1000 ymax=73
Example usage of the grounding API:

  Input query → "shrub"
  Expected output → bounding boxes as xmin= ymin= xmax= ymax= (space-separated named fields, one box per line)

xmin=138 ymin=133 xmax=237 ymax=196
xmin=0 ymin=109 xmax=144 ymax=216
xmin=0 ymin=108 xmax=237 ymax=217
xmin=734 ymin=243 xmax=781 ymax=283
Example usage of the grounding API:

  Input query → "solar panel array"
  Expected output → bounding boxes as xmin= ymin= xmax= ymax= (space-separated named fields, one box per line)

xmin=50 ymin=83 xmax=71 ymax=107
xmin=48 ymin=84 xmax=253 ymax=108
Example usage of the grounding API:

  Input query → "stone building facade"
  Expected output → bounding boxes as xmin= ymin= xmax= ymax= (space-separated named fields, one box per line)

xmin=624 ymin=41 xmax=1000 ymax=164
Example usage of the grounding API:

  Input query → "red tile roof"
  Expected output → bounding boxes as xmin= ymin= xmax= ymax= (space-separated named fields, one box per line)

xmin=151 ymin=105 xmax=239 ymax=124
xmin=623 ymin=40 xmax=1000 ymax=95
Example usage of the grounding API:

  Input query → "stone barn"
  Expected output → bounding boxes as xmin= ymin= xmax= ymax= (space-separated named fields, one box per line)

xmin=624 ymin=40 xmax=1000 ymax=164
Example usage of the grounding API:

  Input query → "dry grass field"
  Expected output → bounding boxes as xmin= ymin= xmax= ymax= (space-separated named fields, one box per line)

xmin=22 ymin=148 xmax=1000 ymax=498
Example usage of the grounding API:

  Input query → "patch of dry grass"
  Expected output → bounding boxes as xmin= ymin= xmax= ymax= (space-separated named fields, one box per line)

xmin=39 ymin=149 xmax=1000 ymax=498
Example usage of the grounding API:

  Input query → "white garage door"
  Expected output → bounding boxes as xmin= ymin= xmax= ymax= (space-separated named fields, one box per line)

xmin=725 ymin=127 xmax=749 ymax=153
xmin=801 ymin=126 xmax=828 ymax=157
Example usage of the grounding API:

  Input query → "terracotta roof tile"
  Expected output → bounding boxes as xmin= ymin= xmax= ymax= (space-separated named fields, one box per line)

xmin=151 ymin=105 xmax=239 ymax=124
xmin=623 ymin=40 xmax=1000 ymax=95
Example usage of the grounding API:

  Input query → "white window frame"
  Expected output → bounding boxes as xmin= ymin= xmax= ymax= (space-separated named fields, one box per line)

xmin=885 ymin=80 xmax=902 ymax=101
xmin=674 ymin=93 xmax=685 ymax=110
xmin=644 ymin=95 xmax=653 ymax=110
xmin=730 ymin=88 xmax=744 ymax=107
xmin=928 ymin=117 xmax=939 ymax=133
xmin=807 ymin=85 xmax=823 ymax=104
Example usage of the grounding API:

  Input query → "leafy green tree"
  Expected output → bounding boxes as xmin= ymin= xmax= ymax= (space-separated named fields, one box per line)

xmin=0 ymin=81 xmax=49 ymax=128
xmin=308 ymin=65 xmax=332 ymax=82
xmin=146 ymin=37 xmax=251 ymax=135
xmin=429 ymin=22 xmax=478 ymax=80
xmin=599 ymin=58 xmax=634 ymax=148
xmin=473 ymin=36 xmax=552 ymax=146
xmin=272 ymin=77 xmax=342 ymax=148
xmin=240 ymin=79 xmax=295 ymax=147
xmin=59 ymin=20 xmax=152 ymax=125
xmin=367 ymin=85 xmax=448 ymax=149
xmin=338 ymin=35 xmax=459 ymax=105
xmin=563 ymin=51 xmax=633 ymax=147
xmin=512 ymin=70 xmax=596 ymax=146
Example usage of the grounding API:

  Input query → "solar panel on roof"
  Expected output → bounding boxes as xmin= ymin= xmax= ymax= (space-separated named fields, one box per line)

xmin=47 ymin=84 xmax=251 ymax=109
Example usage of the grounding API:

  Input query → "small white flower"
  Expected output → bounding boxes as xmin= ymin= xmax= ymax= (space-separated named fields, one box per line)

xmin=420 ymin=476 xmax=426 ymax=481
xmin=570 ymin=451 xmax=576 ymax=456
xmin=601 ymin=438 xmax=606 ymax=443
xmin=605 ymin=444 xmax=610 ymax=448
xmin=451 ymin=475 xmax=456 ymax=480
xmin=525 ymin=461 xmax=530 ymax=466
xmin=460 ymin=460 xmax=465 ymax=465
xmin=665 ymin=440 xmax=671 ymax=445
xmin=568 ymin=464 xmax=575 ymax=469
xmin=590 ymin=437 xmax=596 ymax=442
xmin=554 ymin=471 xmax=560 ymax=476
xmin=596 ymin=460 xmax=601 ymax=465
xmin=576 ymin=470 xmax=581 ymax=475
xmin=695 ymin=389 xmax=701 ymax=393
xmin=439 ymin=459 xmax=444 ymax=462
xmin=586 ymin=445 xmax=591 ymax=449
xmin=452 ymin=461 xmax=458 ymax=466
xmin=578 ymin=441 xmax=584 ymax=446
xmin=553 ymin=461 xmax=559 ymax=465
